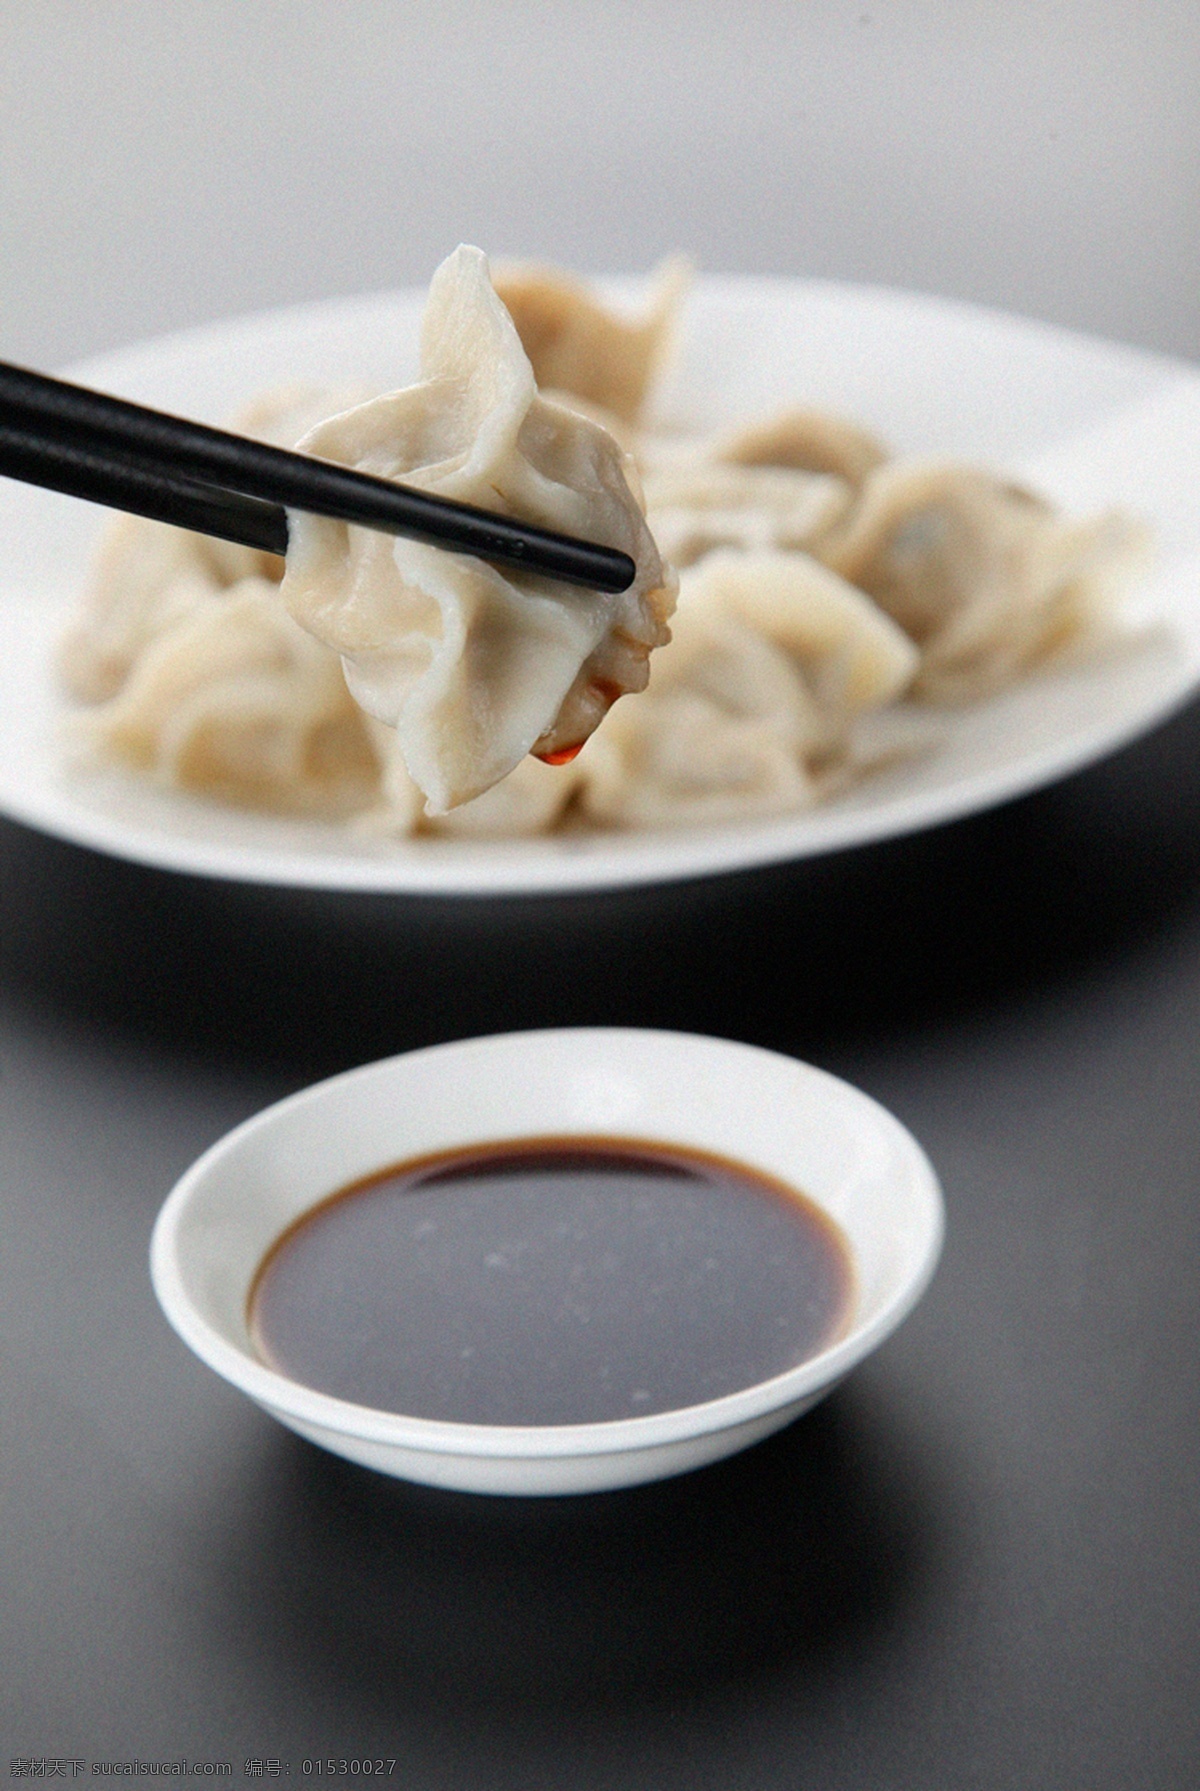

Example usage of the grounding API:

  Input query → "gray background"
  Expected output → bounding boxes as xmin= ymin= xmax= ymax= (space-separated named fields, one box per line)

xmin=2 ymin=0 xmax=1199 ymax=370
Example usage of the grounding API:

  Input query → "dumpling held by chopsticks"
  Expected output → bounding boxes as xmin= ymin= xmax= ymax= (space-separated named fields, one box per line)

xmin=281 ymin=245 xmax=676 ymax=814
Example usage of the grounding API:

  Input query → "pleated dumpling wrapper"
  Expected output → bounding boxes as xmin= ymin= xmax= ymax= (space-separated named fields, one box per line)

xmin=71 ymin=577 xmax=380 ymax=817
xmin=492 ymin=255 xmax=688 ymax=423
xmin=820 ymin=461 xmax=1151 ymax=702
xmin=281 ymin=245 xmax=676 ymax=814
xmin=577 ymin=550 xmax=918 ymax=828
xmin=59 ymin=381 xmax=368 ymax=705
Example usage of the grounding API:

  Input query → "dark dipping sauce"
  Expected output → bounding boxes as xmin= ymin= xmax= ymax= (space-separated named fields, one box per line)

xmin=249 ymin=1137 xmax=856 ymax=1427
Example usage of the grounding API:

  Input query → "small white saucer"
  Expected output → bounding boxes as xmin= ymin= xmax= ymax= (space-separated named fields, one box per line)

xmin=150 ymin=1028 xmax=943 ymax=1495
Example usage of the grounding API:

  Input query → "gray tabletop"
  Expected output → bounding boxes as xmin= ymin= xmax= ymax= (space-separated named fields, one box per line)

xmin=4 ymin=3 xmax=1200 ymax=1782
xmin=5 ymin=697 xmax=1200 ymax=1784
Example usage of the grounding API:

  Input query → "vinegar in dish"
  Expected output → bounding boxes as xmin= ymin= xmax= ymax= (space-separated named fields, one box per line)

xmin=248 ymin=1135 xmax=856 ymax=1427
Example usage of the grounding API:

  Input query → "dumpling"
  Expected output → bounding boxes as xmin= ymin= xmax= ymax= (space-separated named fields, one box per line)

xmin=680 ymin=549 xmax=920 ymax=732
xmin=576 ymin=550 xmax=917 ymax=828
xmin=712 ymin=407 xmax=889 ymax=487
xmin=577 ymin=621 xmax=820 ymax=827
xmin=425 ymin=755 xmax=585 ymax=838
xmin=819 ymin=461 xmax=1151 ymax=700
xmin=638 ymin=451 xmax=852 ymax=569
xmin=59 ymin=382 xmax=367 ymax=702
xmin=59 ymin=515 xmax=223 ymax=703
xmin=71 ymin=577 xmax=380 ymax=816
xmin=580 ymin=689 xmax=817 ymax=828
xmin=195 ymin=383 xmax=371 ymax=587
xmin=281 ymin=244 xmax=676 ymax=815
xmin=538 ymin=389 xmax=643 ymax=460
xmin=633 ymin=403 xmax=887 ymax=572
xmin=354 ymin=729 xmax=585 ymax=840
xmin=491 ymin=257 xmax=688 ymax=423
xmin=346 ymin=719 xmax=427 ymax=836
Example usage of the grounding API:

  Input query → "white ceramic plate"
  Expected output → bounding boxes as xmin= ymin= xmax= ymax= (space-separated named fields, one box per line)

xmin=150 ymin=1028 xmax=943 ymax=1495
xmin=3 ymin=277 xmax=1200 ymax=895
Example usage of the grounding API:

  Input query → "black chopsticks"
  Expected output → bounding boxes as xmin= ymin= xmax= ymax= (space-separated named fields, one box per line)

xmin=0 ymin=360 xmax=637 ymax=594
xmin=0 ymin=414 xmax=290 ymax=555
